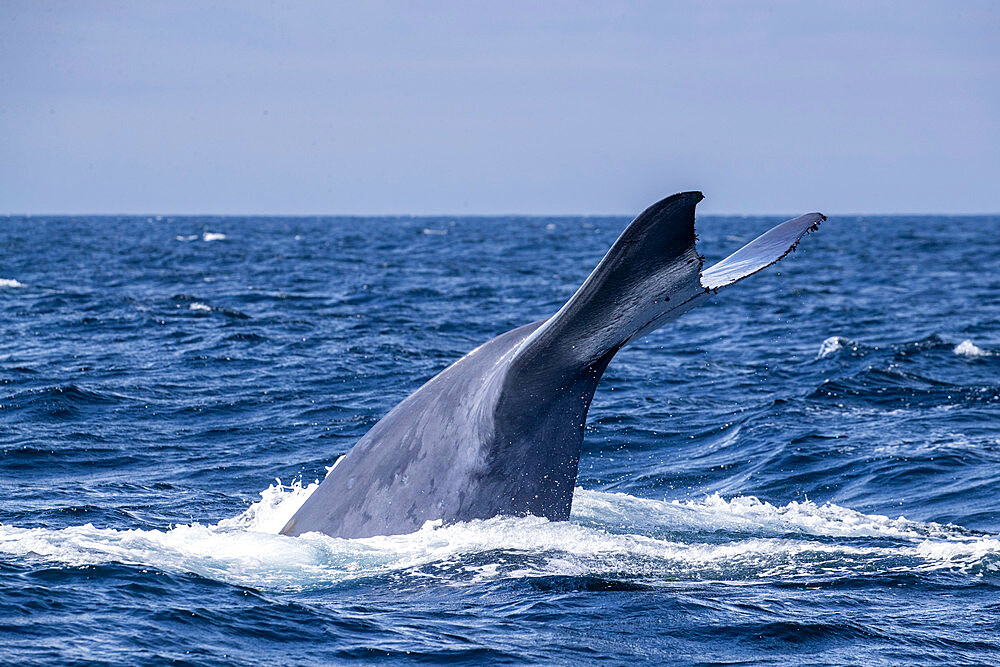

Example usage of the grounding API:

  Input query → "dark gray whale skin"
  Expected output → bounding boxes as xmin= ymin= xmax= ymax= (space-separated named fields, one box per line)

xmin=281 ymin=192 xmax=824 ymax=539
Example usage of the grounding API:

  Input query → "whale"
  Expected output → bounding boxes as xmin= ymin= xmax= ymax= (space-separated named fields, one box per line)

xmin=280 ymin=192 xmax=824 ymax=539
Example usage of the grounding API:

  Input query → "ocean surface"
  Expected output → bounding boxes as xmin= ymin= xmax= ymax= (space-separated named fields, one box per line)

xmin=1 ymin=212 xmax=998 ymax=665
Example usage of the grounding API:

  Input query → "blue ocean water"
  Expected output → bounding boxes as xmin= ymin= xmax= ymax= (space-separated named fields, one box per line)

xmin=1 ymin=213 xmax=998 ymax=665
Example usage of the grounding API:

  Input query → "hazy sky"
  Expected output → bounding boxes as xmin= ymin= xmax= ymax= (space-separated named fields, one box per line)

xmin=2 ymin=1 xmax=998 ymax=215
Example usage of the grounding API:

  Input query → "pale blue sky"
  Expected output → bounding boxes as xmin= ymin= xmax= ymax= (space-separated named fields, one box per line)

xmin=2 ymin=1 xmax=998 ymax=215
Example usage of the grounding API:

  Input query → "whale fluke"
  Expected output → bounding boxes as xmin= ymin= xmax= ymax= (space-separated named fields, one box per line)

xmin=701 ymin=212 xmax=824 ymax=290
xmin=280 ymin=192 xmax=824 ymax=539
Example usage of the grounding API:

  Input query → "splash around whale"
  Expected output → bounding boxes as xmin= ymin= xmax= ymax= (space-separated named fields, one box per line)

xmin=280 ymin=192 xmax=825 ymax=539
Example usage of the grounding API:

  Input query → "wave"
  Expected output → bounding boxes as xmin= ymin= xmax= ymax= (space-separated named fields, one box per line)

xmin=171 ymin=294 xmax=251 ymax=319
xmin=815 ymin=335 xmax=880 ymax=359
xmin=0 ymin=278 xmax=25 ymax=288
xmin=0 ymin=384 xmax=136 ymax=419
xmin=817 ymin=336 xmax=849 ymax=358
xmin=1 ymin=485 xmax=995 ymax=592
xmin=817 ymin=333 xmax=996 ymax=360
xmin=954 ymin=340 xmax=991 ymax=357
xmin=174 ymin=232 xmax=227 ymax=242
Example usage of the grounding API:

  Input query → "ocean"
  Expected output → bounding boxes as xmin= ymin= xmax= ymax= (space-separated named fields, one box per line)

xmin=1 ymin=213 xmax=998 ymax=665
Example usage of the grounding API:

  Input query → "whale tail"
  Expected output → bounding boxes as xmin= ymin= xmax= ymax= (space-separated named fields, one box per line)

xmin=507 ymin=192 xmax=825 ymax=387
xmin=277 ymin=191 xmax=825 ymax=539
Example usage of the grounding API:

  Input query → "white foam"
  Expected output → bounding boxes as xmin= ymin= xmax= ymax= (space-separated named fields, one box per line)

xmin=0 ymin=487 xmax=994 ymax=591
xmin=817 ymin=336 xmax=847 ymax=358
xmin=219 ymin=479 xmax=319 ymax=533
xmin=202 ymin=232 xmax=227 ymax=242
xmin=0 ymin=278 xmax=25 ymax=288
xmin=422 ymin=228 xmax=447 ymax=236
xmin=175 ymin=234 xmax=198 ymax=242
xmin=324 ymin=455 xmax=345 ymax=477
xmin=571 ymin=489 xmax=967 ymax=540
xmin=189 ymin=303 xmax=211 ymax=312
xmin=954 ymin=340 xmax=990 ymax=357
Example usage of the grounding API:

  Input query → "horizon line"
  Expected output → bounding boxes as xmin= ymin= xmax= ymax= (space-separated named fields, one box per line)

xmin=3 ymin=210 xmax=999 ymax=219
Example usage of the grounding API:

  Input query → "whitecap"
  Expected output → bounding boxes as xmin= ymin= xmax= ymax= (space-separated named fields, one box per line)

xmin=0 ymin=278 xmax=25 ymax=288
xmin=954 ymin=340 xmax=990 ymax=357
xmin=817 ymin=336 xmax=846 ymax=358
xmin=202 ymin=232 xmax=227 ymax=242
xmin=422 ymin=228 xmax=447 ymax=236
xmin=175 ymin=234 xmax=198 ymax=242
xmin=189 ymin=303 xmax=211 ymax=312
